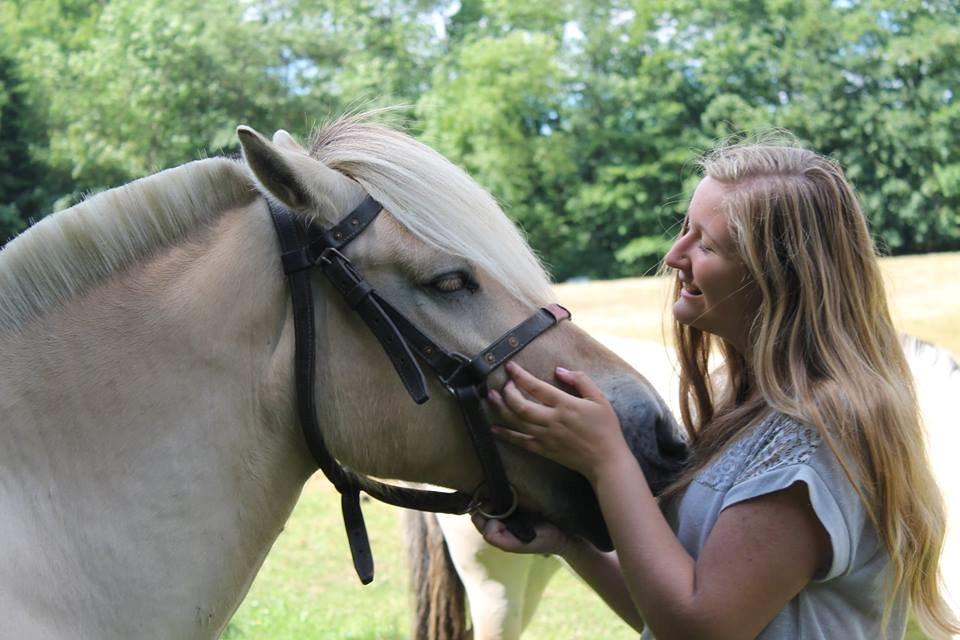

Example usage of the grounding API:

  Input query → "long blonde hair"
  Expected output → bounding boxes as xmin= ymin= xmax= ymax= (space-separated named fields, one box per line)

xmin=667 ymin=139 xmax=957 ymax=636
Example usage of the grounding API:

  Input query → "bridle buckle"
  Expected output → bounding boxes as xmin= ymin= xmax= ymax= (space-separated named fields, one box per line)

xmin=317 ymin=246 xmax=347 ymax=268
xmin=439 ymin=352 xmax=472 ymax=392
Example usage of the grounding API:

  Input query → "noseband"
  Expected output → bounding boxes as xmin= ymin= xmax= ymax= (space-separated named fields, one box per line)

xmin=267 ymin=194 xmax=570 ymax=584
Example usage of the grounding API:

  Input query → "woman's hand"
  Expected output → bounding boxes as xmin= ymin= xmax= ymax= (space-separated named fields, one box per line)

xmin=487 ymin=361 xmax=632 ymax=482
xmin=470 ymin=512 xmax=576 ymax=556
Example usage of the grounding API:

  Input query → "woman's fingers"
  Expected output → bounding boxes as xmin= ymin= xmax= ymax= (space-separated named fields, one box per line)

xmin=488 ymin=387 xmax=547 ymax=430
xmin=471 ymin=511 xmax=571 ymax=556
xmin=491 ymin=424 xmax=542 ymax=454
xmin=500 ymin=380 xmax=555 ymax=424
xmin=504 ymin=361 xmax=566 ymax=406
xmin=487 ymin=389 xmax=546 ymax=452
xmin=554 ymin=366 xmax=606 ymax=402
xmin=505 ymin=361 xmax=608 ymax=408
xmin=471 ymin=512 xmax=523 ymax=551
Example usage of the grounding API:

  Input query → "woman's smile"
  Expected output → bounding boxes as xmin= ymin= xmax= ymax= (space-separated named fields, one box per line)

xmin=664 ymin=177 xmax=759 ymax=352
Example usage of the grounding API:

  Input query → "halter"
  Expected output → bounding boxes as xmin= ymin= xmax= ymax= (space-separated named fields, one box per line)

xmin=267 ymin=194 xmax=571 ymax=584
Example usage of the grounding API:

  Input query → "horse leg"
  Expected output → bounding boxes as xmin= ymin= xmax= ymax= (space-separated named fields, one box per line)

xmin=436 ymin=512 xmax=558 ymax=640
xmin=518 ymin=554 xmax=562 ymax=633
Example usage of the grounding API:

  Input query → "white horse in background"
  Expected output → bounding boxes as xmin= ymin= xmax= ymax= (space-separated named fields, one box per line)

xmin=0 ymin=115 xmax=688 ymax=639
xmin=903 ymin=334 xmax=960 ymax=614
xmin=407 ymin=333 xmax=960 ymax=639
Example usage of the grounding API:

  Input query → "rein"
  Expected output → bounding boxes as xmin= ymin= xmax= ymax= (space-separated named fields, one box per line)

xmin=266 ymin=194 xmax=570 ymax=584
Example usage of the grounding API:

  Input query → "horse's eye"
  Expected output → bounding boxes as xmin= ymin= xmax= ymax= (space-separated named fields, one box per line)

xmin=430 ymin=272 xmax=477 ymax=294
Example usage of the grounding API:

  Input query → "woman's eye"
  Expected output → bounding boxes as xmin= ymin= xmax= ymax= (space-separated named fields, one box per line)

xmin=430 ymin=272 xmax=477 ymax=293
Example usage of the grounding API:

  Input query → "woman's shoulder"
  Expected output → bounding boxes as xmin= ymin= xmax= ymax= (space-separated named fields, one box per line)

xmin=696 ymin=411 xmax=823 ymax=492
xmin=691 ymin=411 xmax=879 ymax=581
xmin=740 ymin=412 xmax=826 ymax=479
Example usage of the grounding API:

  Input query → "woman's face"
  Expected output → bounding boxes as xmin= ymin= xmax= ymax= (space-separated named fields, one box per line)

xmin=664 ymin=177 xmax=759 ymax=352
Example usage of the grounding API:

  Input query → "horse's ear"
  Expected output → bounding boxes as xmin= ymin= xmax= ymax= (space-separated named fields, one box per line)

xmin=272 ymin=129 xmax=306 ymax=154
xmin=237 ymin=125 xmax=316 ymax=211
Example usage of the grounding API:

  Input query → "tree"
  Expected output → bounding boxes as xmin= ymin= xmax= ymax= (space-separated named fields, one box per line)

xmin=420 ymin=0 xmax=708 ymax=280
xmin=417 ymin=4 xmax=580 ymax=278
xmin=667 ymin=0 xmax=960 ymax=254
xmin=0 ymin=49 xmax=41 ymax=241
xmin=2 ymin=0 xmax=957 ymax=274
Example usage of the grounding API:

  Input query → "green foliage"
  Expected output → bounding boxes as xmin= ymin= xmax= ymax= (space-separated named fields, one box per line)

xmin=0 ymin=51 xmax=29 ymax=239
xmin=22 ymin=0 xmax=296 ymax=190
xmin=417 ymin=27 xmax=578 ymax=275
xmin=1 ymin=0 xmax=958 ymax=277
xmin=0 ymin=45 xmax=54 ymax=242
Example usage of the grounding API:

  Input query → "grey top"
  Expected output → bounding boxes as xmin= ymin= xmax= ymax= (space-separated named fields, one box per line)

xmin=640 ymin=412 xmax=905 ymax=639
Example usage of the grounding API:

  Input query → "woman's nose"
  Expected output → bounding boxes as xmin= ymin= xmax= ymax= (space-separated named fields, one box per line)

xmin=664 ymin=238 xmax=686 ymax=270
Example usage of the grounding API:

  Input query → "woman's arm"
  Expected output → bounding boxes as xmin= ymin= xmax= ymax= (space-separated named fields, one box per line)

xmin=590 ymin=451 xmax=829 ymax=639
xmin=487 ymin=362 xmax=831 ymax=640
xmin=474 ymin=515 xmax=645 ymax=632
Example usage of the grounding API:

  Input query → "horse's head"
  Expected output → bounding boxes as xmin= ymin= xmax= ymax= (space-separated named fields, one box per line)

xmin=238 ymin=119 xmax=687 ymax=551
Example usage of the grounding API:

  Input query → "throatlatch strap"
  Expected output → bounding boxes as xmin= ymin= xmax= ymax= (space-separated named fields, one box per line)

xmin=268 ymin=201 xmax=338 ymax=477
xmin=267 ymin=195 xmax=479 ymax=584
xmin=268 ymin=197 xmax=378 ymax=583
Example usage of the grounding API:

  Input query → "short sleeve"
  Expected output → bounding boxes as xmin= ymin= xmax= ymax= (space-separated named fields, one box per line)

xmin=718 ymin=416 xmax=855 ymax=581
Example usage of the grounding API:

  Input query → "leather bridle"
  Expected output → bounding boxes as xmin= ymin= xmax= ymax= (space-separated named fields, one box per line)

xmin=267 ymin=193 xmax=571 ymax=584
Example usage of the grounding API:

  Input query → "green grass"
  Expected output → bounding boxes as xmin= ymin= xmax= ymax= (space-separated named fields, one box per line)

xmin=226 ymin=252 xmax=960 ymax=639
xmin=224 ymin=483 xmax=409 ymax=639
xmin=226 ymin=486 xmax=932 ymax=639
xmin=225 ymin=481 xmax=635 ymax=639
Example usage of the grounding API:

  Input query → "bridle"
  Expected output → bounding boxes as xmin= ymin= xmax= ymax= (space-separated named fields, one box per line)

xmin=267 ymin=193 xmax=571 ymax=584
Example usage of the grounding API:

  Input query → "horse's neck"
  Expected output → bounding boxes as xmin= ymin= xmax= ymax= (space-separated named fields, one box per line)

xmin=0 ymin=202 xmax=312 ymax=638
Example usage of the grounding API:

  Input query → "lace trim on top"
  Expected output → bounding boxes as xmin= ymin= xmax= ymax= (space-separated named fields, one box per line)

xmin=695 ymin=413 xmax=822 ymax=493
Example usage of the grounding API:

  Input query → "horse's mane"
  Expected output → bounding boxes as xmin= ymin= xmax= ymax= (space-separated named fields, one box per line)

xmin=308 ymin=115 xmax=555 ymax=307
xmin=0 ymin=158 xmax=256 ymax=331
xmin=0 ymin=115 xmax=556 ymax=333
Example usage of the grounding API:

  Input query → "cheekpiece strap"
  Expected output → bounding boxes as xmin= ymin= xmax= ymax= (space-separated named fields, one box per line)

xmin=265 ymin=191 xmax=572 ymax=585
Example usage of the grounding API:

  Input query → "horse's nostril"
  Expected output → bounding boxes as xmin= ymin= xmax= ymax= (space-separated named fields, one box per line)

xmin=655 ymin=412 xmax=688 ymax=460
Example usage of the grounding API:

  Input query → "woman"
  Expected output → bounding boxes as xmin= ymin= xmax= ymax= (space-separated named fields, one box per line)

xmin=477 ymin=141 xmax=959 ymax=638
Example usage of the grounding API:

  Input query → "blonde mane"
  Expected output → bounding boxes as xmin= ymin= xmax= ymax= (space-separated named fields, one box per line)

xmin=309 ymin=116 xmax=555 ymax=306
xmin=0 ymin=116 xmax=555 ymax=334
xmin=0 ymin=158 xmax=256 ymax=332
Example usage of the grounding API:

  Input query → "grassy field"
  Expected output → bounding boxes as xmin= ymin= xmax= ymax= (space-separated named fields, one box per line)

xmin=225 ymin=252 xmax=960 ymax=639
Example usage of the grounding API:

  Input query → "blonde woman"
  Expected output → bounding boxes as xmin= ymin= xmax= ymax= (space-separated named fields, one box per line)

xmin=475 ymin=141 xmax=959 ymax=638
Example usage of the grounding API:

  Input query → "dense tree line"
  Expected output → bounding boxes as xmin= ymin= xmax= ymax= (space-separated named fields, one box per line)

xmin=1 ymin=0 xmax=958 ymax=279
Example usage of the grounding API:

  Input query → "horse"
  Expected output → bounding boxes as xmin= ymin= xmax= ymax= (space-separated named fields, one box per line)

xmin=0 ymin=114 xmax=688 ymax=639
xmin=407 ymin=333 xmax=960 ymax=639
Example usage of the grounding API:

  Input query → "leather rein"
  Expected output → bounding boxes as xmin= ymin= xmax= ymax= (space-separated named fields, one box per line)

xmin=266 ymin=193 xmax=571 ymax=584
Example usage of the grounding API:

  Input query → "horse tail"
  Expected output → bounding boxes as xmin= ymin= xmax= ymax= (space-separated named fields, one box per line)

xmin=404 ymin=509 xmax=470 ymax=640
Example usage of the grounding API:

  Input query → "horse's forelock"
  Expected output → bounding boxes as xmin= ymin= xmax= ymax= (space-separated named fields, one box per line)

xmin=308 ymin=115 xmax=555 ymax=307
